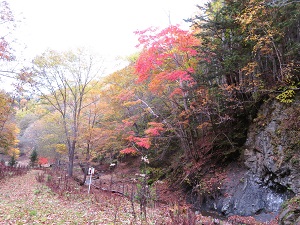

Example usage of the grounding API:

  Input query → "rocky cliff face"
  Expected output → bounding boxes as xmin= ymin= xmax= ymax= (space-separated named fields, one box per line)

xmin=244 ymin=96 xmax=300 ymax=194
xmin=192 ymin=95 xmax=300 ymax=222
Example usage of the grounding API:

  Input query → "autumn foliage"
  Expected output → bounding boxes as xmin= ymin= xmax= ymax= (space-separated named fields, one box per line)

xmin=38 ymin=157 xmax=48 ymax=166
xmin=0 ymin=92 xmax=19 ymax=157
xmin=0 ymin=1 xmax=14 ymax=61
xmin=145 ymin=122 xmax=165 ymax=137
xmin=134 ymin=25 xmax=199 ymax=95
xmin=119 ymin=147 xmax=139 ymax=156
xmin=4 ymin=5 xmax=298 ymax=224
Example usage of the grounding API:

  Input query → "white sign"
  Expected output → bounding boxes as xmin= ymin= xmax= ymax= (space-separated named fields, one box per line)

xmin=88 ymin=167 xmax=95 ymax=175
xmin=87 ymin=167 xmax=94 ymax=194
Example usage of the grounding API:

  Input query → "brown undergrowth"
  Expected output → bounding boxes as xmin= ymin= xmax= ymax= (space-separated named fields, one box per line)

xmin=0 ymin=166 xmax=279 ymax=224
xmin=35 ymin=167 xmax=234 ymax=224
xmin=0 ymin=164 xmax=29 ymax=180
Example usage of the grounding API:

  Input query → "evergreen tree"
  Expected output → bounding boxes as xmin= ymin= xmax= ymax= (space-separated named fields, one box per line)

xmin=29 ymin=149 xmax=38 ymax=167
xmin=8 ymin=154 xmax=17 ymax=167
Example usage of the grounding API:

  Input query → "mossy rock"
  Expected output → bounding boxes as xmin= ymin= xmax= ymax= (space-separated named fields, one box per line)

xmin=280 ymin=196 xmax=300 ymax=225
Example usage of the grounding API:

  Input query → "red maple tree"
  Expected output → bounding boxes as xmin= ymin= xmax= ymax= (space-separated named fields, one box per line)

xmin=134 ymin=25 xmax=199 ymax=97
xmin=38 ymin=157 xmax=48 ymax=166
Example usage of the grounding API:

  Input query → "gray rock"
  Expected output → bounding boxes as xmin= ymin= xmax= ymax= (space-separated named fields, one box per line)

xmin=192 ymin=97 xmax=300 ymax=223
xmin=244 ymin=98 xmax=300 ymax=194
xmin=221 ymin=197 xmax=231 ymax=214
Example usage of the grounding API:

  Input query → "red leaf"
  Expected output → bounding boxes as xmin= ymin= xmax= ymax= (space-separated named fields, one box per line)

xmin=38 ymin=157 xmax=48 ymax=165
xmin=120 ymin=147 xmax=138 ymax=155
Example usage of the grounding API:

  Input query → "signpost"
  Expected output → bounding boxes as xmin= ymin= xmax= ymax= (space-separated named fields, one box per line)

xmin=88 ymin=167 xmax=94 ymax=194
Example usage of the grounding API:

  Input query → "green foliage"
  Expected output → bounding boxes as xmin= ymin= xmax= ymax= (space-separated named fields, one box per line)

xmin=29 ymin=210 xmax=37 ymax=216
xmin=182 ymin=0 xmax=300 ymax=166
xmin=8 ymin=154 xmax=17 ymax=167
xmin=276 ymin=82 xmax=299 ymax=103
xmin=145 ymin=167 xmax=165 ymax=185
xmin=276 ymin=89 xmax=296 ymax=103
xmin=30 ymin=149 xmax=38 ymax=167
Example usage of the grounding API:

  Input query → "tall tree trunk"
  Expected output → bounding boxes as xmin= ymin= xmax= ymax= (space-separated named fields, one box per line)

xmin=68 ymin=140 xmax=76 ymax=176
xmin=86 ymin=142 xmax=91 ymax=161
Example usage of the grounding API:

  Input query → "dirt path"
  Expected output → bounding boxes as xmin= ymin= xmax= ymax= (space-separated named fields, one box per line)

xmin=0 ymin=170 xmax=140 ymax=224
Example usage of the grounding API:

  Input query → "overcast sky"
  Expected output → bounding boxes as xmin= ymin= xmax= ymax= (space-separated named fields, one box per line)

xmin=2 ymin=1 xmax=208 ymax=91
xmin=9 ymin=0 xmax=207 ymax=60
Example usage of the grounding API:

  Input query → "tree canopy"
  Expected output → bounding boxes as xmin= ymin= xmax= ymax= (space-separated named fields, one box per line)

xmin=1 ymin=0 xmax=298 ymax=183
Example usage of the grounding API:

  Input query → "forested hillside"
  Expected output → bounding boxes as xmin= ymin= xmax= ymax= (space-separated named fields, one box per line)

xmin=1 ymin=0 xmax=300 ymax=224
